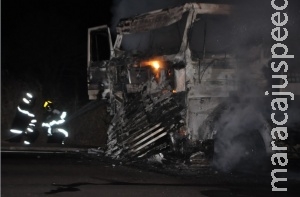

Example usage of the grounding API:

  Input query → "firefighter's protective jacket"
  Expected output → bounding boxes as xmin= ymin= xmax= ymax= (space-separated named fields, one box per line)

xmin=9 ymin=92 xmax=38 ymax=144
xmin=42 ymin=108 xmax=68 ymax=144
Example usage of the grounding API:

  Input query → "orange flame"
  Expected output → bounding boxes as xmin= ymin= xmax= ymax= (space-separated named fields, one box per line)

xmin=140 ymin=59 xmax=164 ymax=71
xmin=150 ymin=61 xmax=160 ymax=70
xmin=140 ymin=59 xmax=165 ymax=80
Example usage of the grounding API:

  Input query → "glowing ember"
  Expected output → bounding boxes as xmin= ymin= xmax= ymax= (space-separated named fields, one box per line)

xmin=140 ymin=59 xmax=163 ymax=71
xmin=151 ymin=61 xmax=160 ymax=70
xmin=140 ymin=59 xmax=164 ymax=80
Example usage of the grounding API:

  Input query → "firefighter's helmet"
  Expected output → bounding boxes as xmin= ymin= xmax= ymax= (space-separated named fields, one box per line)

xmin=43 ymin=100 xmax=54 ymax=112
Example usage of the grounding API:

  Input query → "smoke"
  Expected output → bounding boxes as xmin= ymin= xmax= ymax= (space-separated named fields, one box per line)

xmin=213 ymin=0 xmax=300 ymax=172
xmin=212 ymin=45 xmax=272 ymax=172
xmin=212 ymin=0 xmax=272 ymax=172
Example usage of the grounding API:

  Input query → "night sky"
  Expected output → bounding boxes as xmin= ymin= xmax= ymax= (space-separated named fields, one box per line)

xmin=2 ymin=0 xmax=114 ymax=108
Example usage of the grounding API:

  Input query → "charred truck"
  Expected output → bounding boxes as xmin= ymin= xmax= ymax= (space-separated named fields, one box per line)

xmin=87 ymin=3 xmax=300 ymax=167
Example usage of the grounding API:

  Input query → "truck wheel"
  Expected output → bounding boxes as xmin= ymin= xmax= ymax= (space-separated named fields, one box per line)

xmin=213 ymin=129 xmax=268 ymax=173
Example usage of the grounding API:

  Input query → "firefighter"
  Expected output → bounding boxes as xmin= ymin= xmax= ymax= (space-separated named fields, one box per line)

xmin=41 ymin=100 xmax=68 ymax=144
xmin=8 ymin=92 xmax=39 ymax=145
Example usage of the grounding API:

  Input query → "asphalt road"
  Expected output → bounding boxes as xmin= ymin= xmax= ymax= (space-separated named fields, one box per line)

xmin=1 ymin=150 xmax=300 ymax=197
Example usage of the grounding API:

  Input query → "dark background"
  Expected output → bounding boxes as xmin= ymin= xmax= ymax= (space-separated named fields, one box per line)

xmin=2 ymin=0 xmax=114 ymax=108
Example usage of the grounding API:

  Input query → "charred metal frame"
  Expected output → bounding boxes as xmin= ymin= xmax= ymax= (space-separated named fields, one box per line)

xmin=86 ymin=3 xmax=277 ymax=162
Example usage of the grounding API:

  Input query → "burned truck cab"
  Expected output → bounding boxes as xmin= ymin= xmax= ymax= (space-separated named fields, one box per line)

xmin=87 ymin=3 xmax=236 ymax=160
xmin=87 ymin=3 xmax=275 ymax=164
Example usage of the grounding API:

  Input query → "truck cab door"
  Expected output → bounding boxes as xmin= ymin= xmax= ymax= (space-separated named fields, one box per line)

xmin=87 ymin=25 xmax=114 ymax=100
